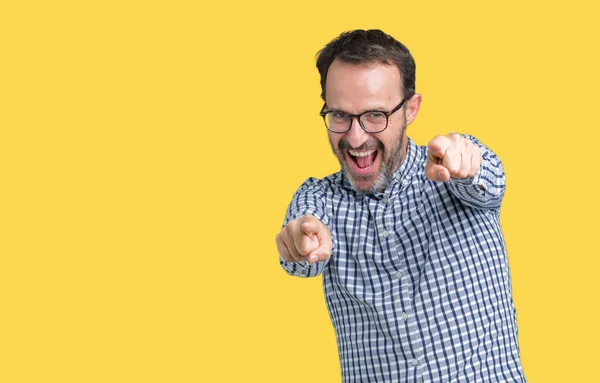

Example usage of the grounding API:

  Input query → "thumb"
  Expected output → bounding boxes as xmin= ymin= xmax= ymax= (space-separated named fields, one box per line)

xmin=425 ymin=164 xmax=451 ymax=182
xmin=307 ymin=230 xmax=333 ymax=264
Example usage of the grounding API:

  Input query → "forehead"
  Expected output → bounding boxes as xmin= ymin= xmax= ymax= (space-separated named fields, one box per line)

xmin=325 ymin=59 xmax=402 ymax=108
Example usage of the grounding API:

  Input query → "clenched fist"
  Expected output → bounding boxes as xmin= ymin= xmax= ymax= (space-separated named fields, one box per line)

xmin=276 ymin=215 xmax=332 ymax=265
xmin=426 ymin=133 xmax=482 ymax=182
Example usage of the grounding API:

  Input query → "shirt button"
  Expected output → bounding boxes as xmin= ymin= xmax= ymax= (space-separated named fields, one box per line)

xmin=401 ymin=312 xmax=410 ymax=320
xmin=410 ymin=358 xmax=419 ymax=366
xmin=402 ymin=179 xmax=410 ymax=186
xmin=395 ymin=271 xmax=402 ymax=279
xmin=382 ymin=230 xmax=389 ymax=238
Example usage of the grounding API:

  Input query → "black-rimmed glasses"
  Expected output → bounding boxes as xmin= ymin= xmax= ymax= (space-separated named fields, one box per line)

xmin=319 ymin=98 xmax=408 ymax=133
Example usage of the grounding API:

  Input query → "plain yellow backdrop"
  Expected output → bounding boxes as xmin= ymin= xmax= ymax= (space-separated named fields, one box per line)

xmin=1 ymin=0 xmax=599 ymax=382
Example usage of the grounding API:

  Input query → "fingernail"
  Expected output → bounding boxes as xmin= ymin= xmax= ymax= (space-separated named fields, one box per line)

xmin=309 ymin=255 xmax=318 ymax=263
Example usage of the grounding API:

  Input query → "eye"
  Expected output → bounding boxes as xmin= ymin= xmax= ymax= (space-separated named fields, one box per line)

xmin=363 ymin=112 xmax=386 ymax=123
xmin=330 ymin=111 xmax=349 ymax=121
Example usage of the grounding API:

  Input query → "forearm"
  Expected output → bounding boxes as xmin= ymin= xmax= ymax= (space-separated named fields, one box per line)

xmin=279 ymin=178 xmax=334 ymax=277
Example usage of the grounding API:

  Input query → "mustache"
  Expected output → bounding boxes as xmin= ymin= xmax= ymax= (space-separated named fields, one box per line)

xmin=338 ymin=137 xmax=383 ymax=153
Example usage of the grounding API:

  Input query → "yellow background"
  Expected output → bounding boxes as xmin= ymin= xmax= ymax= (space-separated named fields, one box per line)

xmin=1 ymin=0 xmax=599 ymax=382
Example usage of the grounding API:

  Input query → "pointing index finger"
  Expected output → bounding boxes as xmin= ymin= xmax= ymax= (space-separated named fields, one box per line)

xmin=308 ymin=231 xmax=333 ymax=264
xmin=300 ymin=220 xmax=320 ymax=235
xmin=428 ymin=136 xmax=451 ymax=161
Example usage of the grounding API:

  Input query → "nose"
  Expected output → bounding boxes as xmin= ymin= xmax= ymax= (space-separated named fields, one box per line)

xmin=345 ymin=116 xmax=370 ymax=148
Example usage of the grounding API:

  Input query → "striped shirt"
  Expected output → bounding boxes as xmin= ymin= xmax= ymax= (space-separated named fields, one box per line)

xmin=280 ymin=136 xmax=527 ymax=382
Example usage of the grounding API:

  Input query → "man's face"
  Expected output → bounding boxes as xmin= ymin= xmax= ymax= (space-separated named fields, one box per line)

xmin=325 ymin=60 xmax=417 ymax=194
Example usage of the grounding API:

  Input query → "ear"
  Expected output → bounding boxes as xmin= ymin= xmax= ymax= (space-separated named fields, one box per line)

xmin=405 ymin=93 xmax=422 ymax=126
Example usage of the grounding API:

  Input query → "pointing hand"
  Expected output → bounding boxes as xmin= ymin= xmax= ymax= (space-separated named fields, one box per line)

xmin=276 ymin=215 xmax=332 ymax=264
xmin=425 ymin=133 xmax=482 ymax=182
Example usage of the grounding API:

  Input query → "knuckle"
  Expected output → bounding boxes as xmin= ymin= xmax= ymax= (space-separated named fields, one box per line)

xmin=288 ymin=219 xmax=299 ymax=230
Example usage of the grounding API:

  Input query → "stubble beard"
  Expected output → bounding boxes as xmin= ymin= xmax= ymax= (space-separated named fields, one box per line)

xmin=333 ymin=123 xmax=407 ymax=195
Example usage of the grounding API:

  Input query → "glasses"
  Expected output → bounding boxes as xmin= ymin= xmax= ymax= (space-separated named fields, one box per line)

xmin=319 ymin=98 xmax=408 ymax=134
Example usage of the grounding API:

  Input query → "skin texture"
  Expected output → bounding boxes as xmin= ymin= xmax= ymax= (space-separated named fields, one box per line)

xmin=277 ymin=60 xmax=482 ymax=265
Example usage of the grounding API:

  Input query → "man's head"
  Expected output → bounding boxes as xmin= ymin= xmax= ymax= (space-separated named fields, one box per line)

xmin=316 ymin=30 xmax=421 ymax=194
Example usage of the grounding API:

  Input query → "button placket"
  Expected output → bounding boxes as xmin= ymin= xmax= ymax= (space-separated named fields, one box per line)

xmin=381 ymin=190 xmax=396 ymax=242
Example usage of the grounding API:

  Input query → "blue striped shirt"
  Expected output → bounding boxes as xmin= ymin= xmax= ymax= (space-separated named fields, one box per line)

xmin=280 ymin=136 xmax=526 ymax=382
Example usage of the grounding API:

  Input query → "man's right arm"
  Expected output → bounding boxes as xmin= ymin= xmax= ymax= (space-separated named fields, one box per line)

xmin=276 ymin=178 xmax=333 ymax=278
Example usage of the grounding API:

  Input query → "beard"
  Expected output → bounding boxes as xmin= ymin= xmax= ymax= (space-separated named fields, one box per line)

xmin=332 ymin=123 xmax=407 ymax=195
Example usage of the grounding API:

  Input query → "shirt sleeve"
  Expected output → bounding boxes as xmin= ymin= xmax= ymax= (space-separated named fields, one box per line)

xmin=446 ymin=134 xmax=506 ymax=210
xmin=279 ymin=177 xmax=333 ymax=278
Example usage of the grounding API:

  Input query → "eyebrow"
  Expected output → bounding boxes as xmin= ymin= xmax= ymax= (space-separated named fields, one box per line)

xmin=327 ymin=105 xmax=389 ymax=113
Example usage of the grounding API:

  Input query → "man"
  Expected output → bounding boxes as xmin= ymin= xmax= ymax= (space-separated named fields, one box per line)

xmin=276 ymin=30 xmax=526 ymax=382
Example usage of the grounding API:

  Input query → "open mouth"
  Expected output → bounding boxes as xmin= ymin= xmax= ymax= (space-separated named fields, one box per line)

xmin=347 ymin=149 xmax=379 ymax=174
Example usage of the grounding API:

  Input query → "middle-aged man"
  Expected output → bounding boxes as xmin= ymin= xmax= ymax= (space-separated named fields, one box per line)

xmin=275 ymin=30 xmax=526 ymax=382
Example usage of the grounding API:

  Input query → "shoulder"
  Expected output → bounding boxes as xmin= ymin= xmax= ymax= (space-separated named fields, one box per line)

xmin=297 ymin=171 xmax=347 ymax=192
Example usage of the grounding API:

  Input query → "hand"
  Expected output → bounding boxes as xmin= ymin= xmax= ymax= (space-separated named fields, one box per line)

xmin=276 ymin=215 xmax=332 ymax=264
xmin=425 ymin=133 xmax=482 ymax=182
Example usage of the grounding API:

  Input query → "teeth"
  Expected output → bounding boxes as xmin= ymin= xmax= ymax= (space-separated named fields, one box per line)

xmin=349 ymin=149 xmax=376 ymax=157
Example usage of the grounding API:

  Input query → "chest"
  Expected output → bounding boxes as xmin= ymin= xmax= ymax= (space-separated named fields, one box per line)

xmin=324 ymin=180 xmax=487 ymax=296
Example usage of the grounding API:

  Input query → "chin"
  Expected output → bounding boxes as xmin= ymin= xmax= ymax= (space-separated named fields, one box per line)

xmin=345 ymin=168 xmax=390 ymax=195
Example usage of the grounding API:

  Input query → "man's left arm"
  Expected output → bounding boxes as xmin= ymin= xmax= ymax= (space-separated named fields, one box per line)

xmin=425 ymin=133 xmax=506 ymax=210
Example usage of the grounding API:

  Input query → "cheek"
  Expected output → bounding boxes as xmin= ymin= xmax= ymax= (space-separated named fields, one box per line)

xmin=377 ymin=134 xmax=394 ymax=152
xmin=378 ymin=129 xmax=404 ymax=161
